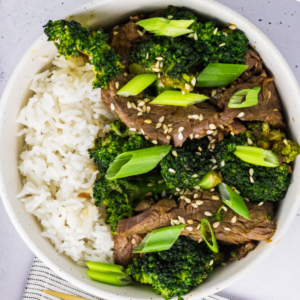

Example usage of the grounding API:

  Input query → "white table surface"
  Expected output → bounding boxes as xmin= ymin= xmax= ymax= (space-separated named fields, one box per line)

xmin=0 ymin=0 xmax=300 ymax=299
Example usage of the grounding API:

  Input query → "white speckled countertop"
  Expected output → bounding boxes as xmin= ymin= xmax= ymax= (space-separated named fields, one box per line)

xmin=0 ymin=0 xmax=300 ymax=299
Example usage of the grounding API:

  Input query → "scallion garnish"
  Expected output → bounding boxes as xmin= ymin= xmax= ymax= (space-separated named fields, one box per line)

xmin=218 ymin=182 xmax=250 ymax=220
xmin=106 ymin=145 xmax=172 ymax=180
xmin=137 ymin=18 xmax=194 ymax=37
xmin=197 ymin=170 xmax=223 ymax=190
xmin=196 ymin=63 xmax=248 ymax=87
xmin=200 ymin=219 xmax=219 ymax=253
xmin=228 ymin=87 xmax=261 ymax=108
xmin=234 ymin=146 xmax=279 ymax=167
xmin=150 ymin=91 xmax=209 ymax=106
xmin=86 ymin=262 xmax=124 ymax=275
xmin=133 ymin=224 xmax=186 ymax=253
xmin=117 ymin=74 xmax=157 ymax=97
xmin=87 ymin=270 xmax=132 ymax=286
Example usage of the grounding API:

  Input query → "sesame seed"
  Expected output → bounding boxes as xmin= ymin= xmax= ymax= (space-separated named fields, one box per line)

xmin=131 ymin=102 xmax=137 ymax=109
xmin=230 ymin=132 xmax=235 ymax=136
xmin=195 ymin=134 xmax=200 ymax=138
xmin=144 ymin=119 xmax=152 ymax=124
xmin=124 ymin=72 xmax=128 ymax=77
xmin=219 ymin=125 xmax=224 ymax=129
xmin=152 ymin=68 xmax=161 ymax=72
xmin=152 ymin=140 xmax=158 ymax=144
xmin=186 ymin=226 xmax=193 ymax=231
xmin=273 ymin=108 xmax=278 ymax=112
xmin=235 ymin=189 xmax=240 ymax=194
xmin=191 ymin=77 xmax=196 ymax=86
xmin=156 ymin=57 xmax=163 ymax=61
xmin=198 ymin=238 xmax=202 ymax=243
xmin=178 ymin=132 xmax=184 ymax=140
xmin=145 ymin=136 xmax=149 ymax=140
xmin=158 ymin=116 xmax=165 ymax=123
xmin=116 ymin=82 xmax=119 ymax=89
xmin=231 ymin=216 xmax=237 ymax=223
xmin=199 ymin=114 xmax=203 ymax=121
xmin=145 ymin=192 xmax=152 ymax=196
xmin=138 ymin=101 xmax=144 ymax=107
xmin=132 ymin=238 xmax=136 ymax=244
xmin=146 ymin=52 xmax=149 ymax=59
xmin=213 ymin=27 xmax=218 ymax=35
xmin=220 ymin=160 xmax=225 ymax=167
xmin=113 ymin=31 xmax=119 ymax=35
xmin=193 ymin=193 xmax=198 ymax=198
xmin=204 ymin=212 xmax=212 ymax=216
xmin=244 ymin=197 xmax=249 ymax=202
xmin=169 ymin=168 xmax=176 ymax=173
xmin=178 ymin=127 xmax=184 ymax=132
xmin=190 ymin=134 xmax=194 ymax=139
xmin=250 ymin=176 xmax=254 ymax=183
xmin=173 ymin=219 xmax=180 ymax=225
xmin=127 ymin=102 xmax=131 ymax=108
xmin=155 ymin=61 xmax=160 ymax=68
xmin=196 ymin=200 xmax=203 ymax=205
xmin=158 ymin=73 xmax=161 ymax=78
xmin=168 ymin=127 xmax=173 ymax=133
xmin=168 ymin=124 xmax=173 ymax=127
xmin=197 ymin=224 xmax=201 ymax=230
xmin=237 ymin=112 xmax=244 ymax=118
xmin=176 ymin=188 xmax=181 ymax=192
xmin=192 ymin=174 xmax=198 ymax=178
xmin=211 ymin=89 xmax=217 ymax=97
xmin=171 ymin=219 xmax=175 ymax=226
xmin=209 ymin=124 xmax=216 ymax=130
xmin=137 ymin=30 xmax=144 ymax=36
xmin=283 ymin=139 xmax=288 ymax=145
xmin=212 ymin=196 xmax=219 ymax=200
xmin=213 ymin=222 xmax=219 ymax=228
xmin=110 ymin=103 xmax=115 ymax=111
xmin=223 ymin=206 xmax=228 ymax=211
xmin=162 ymin=190 xmax=166 ymax=197
xmin=182 ymin=90 xmax=185 ymax=95
xmin=212 ymin=165 xmax=218 ymax=170
xmin=187 ymin=220 xmax=193 ymax=224
xmin=229 ymin=25 xmax=237 ymax=30
xmin=137 ymin=107 xmax=143 ymax=112
xmin=178 ymin=216 xmax=185 ymax=224
xmin=148 ymin=183 xmax=155 ymax=187
xmin=185 ymin=198 xmax=191 ymax=203
xmin=129 ymin=128 xmax=136 ymax=131
xmin=210 ymin=260 xmax=214 ymax=266
xmin=185 ymin=83 xmax=191 ymax=90
xmin=113 ymin=25 xmax=120 ymax=30
xmin=163 ymin=124 xmax=168 ymax=130
xmin=166 ymin=135 xmax=171 ymax=140
xmin=195 ymin=152 xmax=201 ymax=156
xmin=188 ymin=33 xmax=194 ymax=38
xmin=167 ymin=15 xmax=173 ymax=19
xmin=192 ymin=203 xmax=198 ymax=208
xmin=194 ymin=33 xmax=198 ymax=40
xmin=194 ymin=186 xmax=200 ymax=190
xmin=247 ymin=138 xmax=253 ymax=145
xmin=249 ymin=168 xmax=254 ymax=176
xmin=219 ymin=43 xmax=226 ymax=47
xmin=258 ymin=202 xmax=264 ymax=206
xmin=222 ymin=262 xmax=227 ymax=266
xmin=207 ymin=130 xmax=214 ymax=135
xmin=224 ymin=227 xmax=230 ymax=231
xmin=223 ymin=32 xmax=228 ymax=36
xmin=268 ymin=91 xmax=272 ymax=99
xmin=156 ymin=123 xmax=162 ymax=129
xmin=146 ymin=106 xmax=151 ymax=113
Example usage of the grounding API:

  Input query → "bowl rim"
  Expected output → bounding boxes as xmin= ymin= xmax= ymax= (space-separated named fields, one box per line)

xmin=1 ymin=0 xmax=300 ymax=299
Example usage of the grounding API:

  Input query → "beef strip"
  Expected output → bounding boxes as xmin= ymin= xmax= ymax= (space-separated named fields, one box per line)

xmin=101 ymin=74 xmax=246 ymax=147
xmin=117 ymin=191 xmax=276 ymax=244
xmin=230 ymin=241 xmax=257 ymax=261
xmin=113 ymin=233 xmax=145 ymax=268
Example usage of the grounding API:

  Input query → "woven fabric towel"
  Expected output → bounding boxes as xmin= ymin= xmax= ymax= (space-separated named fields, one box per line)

xmin=22 ymin=257 xmax=231 ymax=300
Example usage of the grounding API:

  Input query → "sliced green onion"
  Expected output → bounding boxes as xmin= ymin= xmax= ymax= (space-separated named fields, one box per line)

xmin=137 ymin=18 xmax=194 ymax=37
xmin=133 ymin=225 xmax=186 ymax=253
xmin=200 ymin=219 xmax=218 ymax=253
xmin=87 ymin=270 xmax=132 ymax=286
xmin=234 ymin=146 xmax=279 ymax=167
xmin=197 ymin=170 xmax=223 ymax=190
xmin=106 ymin=145 xmax=171 ymax=180
xmin=150 ymin=91 xmax=209 ymax=106
xmin=117 ymin=74 xmax=157 ymax=97
xmin=228 ymin=87 xmax=261 ymax=108
xmin=218 ymin=182 xmax=250 ymax=220
xmin=196 ymin=63 xmax=248 ymax=87
xmin=86 ymin=262 xmax=124 ymax=275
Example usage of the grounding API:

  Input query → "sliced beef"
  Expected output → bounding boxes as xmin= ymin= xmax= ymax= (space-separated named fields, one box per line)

xmin=210 ymin=71 xmax=285 ymax=128
xmin=109 ymin=16 xmax=147 ymax=69
xmin=101 ymin=74 xmax=246 ymax=147
xmin=113 ymin=233 xmax=145 ymax=268
xmin=135 ymin=199 xmax=155 ymax=212
xmin=239 ymin=49 xmax=264 ymax=82
xmin=230 ymin=241 xmax=257 ymax=261
xmin=117 ymin=192 xmax=276 ymax=244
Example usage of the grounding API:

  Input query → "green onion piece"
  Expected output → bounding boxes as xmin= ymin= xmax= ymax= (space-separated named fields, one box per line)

xmin=196 ymin=63 xmax=248 ymax=87
xmin=197 ymin=170 xmax=223 ymax=190
xmin=200 ymin=219 xmax=219 ymax=253
xmin=234 ymin=146 xmax=279 ymax=167
xmin=117 ymin=74 xmax=157 ymax=97
xmin=228 ymin=87 xmax=261 ymax=108
xmin=137 ymin=18 xmax=194 ymax=37
xmin=150 ymin=91 xmax=209 ymax=106
xmin=218 ymin=182 xmax=250 ymax=220
xmin=132 ymin=225 xmax=186 ymax=253
xmin=87 ymin=270 xmax=132 ymax=286
xmin=106 ymin=145 xmax=172 ymax=180
xmin=86 ymin=262 xmax=124 ymax=275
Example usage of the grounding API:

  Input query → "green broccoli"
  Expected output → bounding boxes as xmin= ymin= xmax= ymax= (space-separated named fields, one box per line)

xmin=215 ymin=133 xmax=290 ymax=202
xmin=88 ymin=120 xmax=153 ymax=174
xmin=126 ymin=236 xmax=221 ymax=300
xmin=43 ymin=19 xmax=123 ymax=88
xmin=93 ymin=176 xmax=171 ymax=233
xmin=160 ymin=138 xmax=221 ymax=189
xmin=246 ymin=122 xmax=300 ymax=163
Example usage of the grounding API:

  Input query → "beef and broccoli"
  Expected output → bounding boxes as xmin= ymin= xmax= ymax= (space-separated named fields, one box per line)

xmin=44 ymin=5 xmax=300 ymax=300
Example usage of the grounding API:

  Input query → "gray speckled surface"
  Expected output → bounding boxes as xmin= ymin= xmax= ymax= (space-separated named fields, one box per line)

xmin=0 ymin=0 xmax=300 ymax=299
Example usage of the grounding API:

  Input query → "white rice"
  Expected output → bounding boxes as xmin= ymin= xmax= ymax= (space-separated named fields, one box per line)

xmin=17 ymin=55 xmax=116 ymax=266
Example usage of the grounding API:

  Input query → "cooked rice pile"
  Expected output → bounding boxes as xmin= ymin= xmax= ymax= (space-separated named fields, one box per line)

xmin=17 ymin=56 xmax=116 ymax=265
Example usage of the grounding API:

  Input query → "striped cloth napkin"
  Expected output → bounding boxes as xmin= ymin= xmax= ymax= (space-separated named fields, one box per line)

xmin=22 ymin=257 xmax=231 ymax=300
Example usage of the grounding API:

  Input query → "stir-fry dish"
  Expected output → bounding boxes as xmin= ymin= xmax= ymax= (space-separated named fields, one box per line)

xmin=19 ymin=5 xmax=299 ymax=300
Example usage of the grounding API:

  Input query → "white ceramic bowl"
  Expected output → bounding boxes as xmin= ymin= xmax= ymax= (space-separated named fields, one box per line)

xmin=1 ymin=0 xmax=300 ymax=299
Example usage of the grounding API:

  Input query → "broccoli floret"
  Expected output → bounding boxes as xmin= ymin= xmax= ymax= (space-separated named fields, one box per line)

xmin=88 ymin=120 xmax=152 ymax=174
xmin=130 ymin=6 xmax=248 ymax=92
xmin=43 ymin=19 xmax=123 ymax=88
xmin=93 ymin=176 xmax=171 ymax=233
xmin=247 ymin=122 xmax=300 ymax=163
xmin=126 ymin=236 xmax=220 ymax=300
xmin=160 ymin=138 xmax=216 ymax=189
xmin=215 ymin=134 xmax=290 ymax=202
